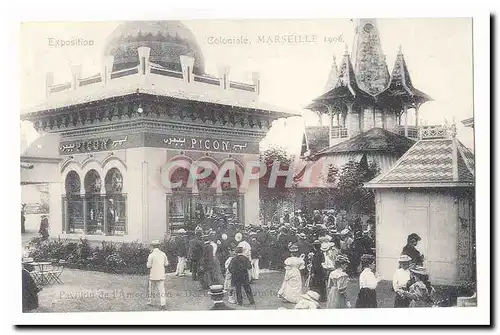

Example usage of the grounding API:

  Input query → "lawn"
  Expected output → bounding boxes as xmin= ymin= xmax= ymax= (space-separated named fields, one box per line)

xmin=31 ymin=268 xmax=401 ymax=313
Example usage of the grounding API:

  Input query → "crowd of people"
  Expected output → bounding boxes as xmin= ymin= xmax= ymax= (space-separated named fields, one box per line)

xmin=149 ymin=208 xmax=440 ymax=310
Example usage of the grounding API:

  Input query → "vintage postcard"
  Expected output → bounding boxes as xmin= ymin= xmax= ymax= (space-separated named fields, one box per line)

xmin=14 ymin=5 xmax=490 ymax=326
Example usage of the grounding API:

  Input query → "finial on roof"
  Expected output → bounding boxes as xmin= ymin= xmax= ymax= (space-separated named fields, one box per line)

xmin=450 ymin=123 xmax=457 ymax=138
xmin=398 ymin=44 xmax=403 ymax=54
xmin=344 ymin=44 xmax=349 ymax=55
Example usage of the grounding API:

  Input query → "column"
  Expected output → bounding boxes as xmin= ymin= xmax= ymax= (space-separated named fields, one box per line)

xmin=82 ymin=195 xmax=87 ymax=234
xmin=381 ymin=109 xmax=386 ymax=129
xmin=238 ymin=193 xmax=245 ymax=225
xmin=372 ymin=106 xmax=376 ymax=128
xmin=415 ymin=105 xmax=420 ymax=128
xmin=358 ymin=106 xmax=363 ymax=133
xmin=63 ymin=196 xmax=68 ymax=234
xmin=404 ymin=104 xmax=409 ymax=137
xmin=346 ymin=103 xmax=353 ymax=138
xmin=103 ymin=194 xmax=108 ymax=235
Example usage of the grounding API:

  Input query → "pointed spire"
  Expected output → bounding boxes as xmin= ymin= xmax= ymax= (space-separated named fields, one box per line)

xmin=351 ymin=18 xmax=390 ymax=95
xmin=323 ymin=54 xmax=338 ymax=92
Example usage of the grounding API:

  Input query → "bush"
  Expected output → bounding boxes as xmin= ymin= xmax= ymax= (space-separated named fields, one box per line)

xmin=26 ymin=237 xmax=177 ymax=275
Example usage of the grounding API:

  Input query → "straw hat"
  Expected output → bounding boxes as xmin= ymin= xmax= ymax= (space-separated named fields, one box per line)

xmin=398 ymin=255 xmax=412 ymax=263
xmin=410 ymin=266 xmax=429 ymax=276
xmin=151 ymin=239 xmax=161 ymax=246
xmin=208 ymin=284 xmax=226 ymax=296
xmin=320 ymin=242 xmax=333 ymax=252
xmin=288 ymin=243 xmax=299 ymax=252
xmin=235 ymin=233 xmax=243 ymax=242
xmin=301 ymin=290 xmax=320 ymax=302
xmin=178 ymin=228 xmax=187 ymax=234
xmin=335 ymin=254 xmax=350 ymax=264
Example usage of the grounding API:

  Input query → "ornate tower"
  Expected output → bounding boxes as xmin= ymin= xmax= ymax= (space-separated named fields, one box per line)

xmin=351 ymin=19 xmax=390 ymax=95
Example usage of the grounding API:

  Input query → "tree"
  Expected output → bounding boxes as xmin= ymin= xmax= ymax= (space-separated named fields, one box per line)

xmin=332 ymin=156 xmax=380 ymax=215
xmin=259 ymin=146 xmax=295 ymax=225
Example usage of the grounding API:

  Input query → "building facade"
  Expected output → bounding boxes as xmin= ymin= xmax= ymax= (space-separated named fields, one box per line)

xmin=21 ymin=21 xmax=294 ymax=242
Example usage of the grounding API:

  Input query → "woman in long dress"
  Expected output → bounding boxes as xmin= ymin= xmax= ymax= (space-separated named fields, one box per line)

xmin=326 ymin=254 xmax=350 ymax=308
xmin=402 ymin=266 xmax=435 ymax=308
xmin=278 ymin=243 xmax=305 ymax=304
xmin=355 ymin=254 xmax=379 ymax=308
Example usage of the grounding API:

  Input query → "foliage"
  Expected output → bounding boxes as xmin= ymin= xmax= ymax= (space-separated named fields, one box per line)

xmin=332 ymin=159 xmax=380 ymax=214
xmin=259 ymin=146 xmax=296 ymax=223
xmin=26 ymin=236 xmax=177 ymax=275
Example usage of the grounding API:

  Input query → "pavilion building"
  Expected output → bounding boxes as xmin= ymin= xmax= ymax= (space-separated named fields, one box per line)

xmin=21 ymin=21 xmax=295 ymax=242
xmin=295 ymin=19 xmax=432 ymax=209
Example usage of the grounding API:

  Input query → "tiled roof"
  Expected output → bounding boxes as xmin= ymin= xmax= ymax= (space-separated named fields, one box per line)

xmin=313 ymin=128 xmax=415 ymax=157
xmin=366 ymin=137 xmax=474 ymax=188
xmin=377 ymin=50 xmax=432 ymax=105
xmin=301 ymin=126 xmax=330 ymax=156
xmin=306 ymin=51 xmax=374 ymax=111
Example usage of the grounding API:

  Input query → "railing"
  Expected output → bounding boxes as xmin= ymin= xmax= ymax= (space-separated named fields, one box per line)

xmin=50 ymin=82 xmax=71 ymax=93
xmin=331 ymin=126 xmax=348 ymax=139
xmin=194 ymin=75 xmax=220 ymax=86
xmin=110 ymin=67 xmax=139 ymax=79
xmin=45 ymin=52 xmax=260 ymax=100
xmin=392 ymin=125 xmax=419 ymax=139
xmin=229 ymin=81 xmax=256 ymax=92
xmin=79 ymin=74 xmax=102 ymax=86
xmin=150 ymin=67 xmax=183 ymax=78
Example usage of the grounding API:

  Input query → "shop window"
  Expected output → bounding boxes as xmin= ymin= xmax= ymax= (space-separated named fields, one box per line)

xmin=65 ymin=171 xmax=83 ymax=233
xmin=84 ymin=170 xmax=103 ymax=235
xmin=105 ymin=168 xmax=127 ymax=235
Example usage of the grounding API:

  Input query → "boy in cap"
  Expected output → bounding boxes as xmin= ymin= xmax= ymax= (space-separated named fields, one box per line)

xmin=208 ymin=284 xmax=234 ymax=310
xmin=228 ymin=247 xmax=255 ymax=306
xmin=393 ymin=255 xmax=412 ymax=308
xmin=146 ymin=240 xmax=169 ymax=309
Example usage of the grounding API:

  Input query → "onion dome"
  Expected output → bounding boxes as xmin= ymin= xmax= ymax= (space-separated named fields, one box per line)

xmin=103 ymin=21 xmax=205 ymax=74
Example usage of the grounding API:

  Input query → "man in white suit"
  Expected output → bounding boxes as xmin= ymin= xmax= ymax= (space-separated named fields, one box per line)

xmin=146 ymin=240 xmax=169 ymax=309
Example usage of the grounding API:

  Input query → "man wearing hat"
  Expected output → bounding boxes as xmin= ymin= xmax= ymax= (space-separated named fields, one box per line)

xmin=294 ymin=290 xmax=321 ymax=309
xmin=175 ymin=229 xmax=189 ymax=276
xmin=308 ymin=240 xmax=327 ymax=302
xmin=249 ymin=232 xmax=261 ymax=281
xmin=208 ymin=284 xmax=234 ymax=310
xmin=188 ymin=226 xmax=204 ymax=281
xmin=393 ymin=255 xmax=412 ymax=308
xmin=228 ymin=247 xmax=255 ymax=306
xmin=401 ymin=233 xmax=424 ymax=266
xmin=146 ymin=240 xmax=169 ymax=309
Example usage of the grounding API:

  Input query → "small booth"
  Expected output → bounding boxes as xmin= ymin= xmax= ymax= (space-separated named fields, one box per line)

xmin=365 ymin=125 xmax=475 ymax=286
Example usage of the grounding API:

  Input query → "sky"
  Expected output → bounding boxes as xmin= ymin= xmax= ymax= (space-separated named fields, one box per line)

xmin=20 ymin=18 xmax=474 ymax=154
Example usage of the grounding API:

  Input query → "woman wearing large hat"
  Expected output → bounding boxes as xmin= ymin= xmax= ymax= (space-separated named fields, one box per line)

xmin=401 ymin=266 xmax=435 ymax=307
xmin=277 ymin=243 xmax=306 ymax=304
xmin=294 ymin=290 xmax=321 ymax=309
xmin=326 ymin=254 xmax=351 ymax=308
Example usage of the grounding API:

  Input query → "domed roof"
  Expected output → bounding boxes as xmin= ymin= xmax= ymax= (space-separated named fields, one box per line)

xmin=103 ymin=21 xmax=205 ymax=75
xmin=22 ymin=133 xmax=60 ymax=159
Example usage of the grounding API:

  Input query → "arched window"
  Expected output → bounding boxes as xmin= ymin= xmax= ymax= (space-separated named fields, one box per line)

xmin=65 ymin=171 xmax=81 ymax=195
xmin=84 ymin=170 xmax=103 ymax=235
xmin=168 ymin=167 xmax=194 ymax=232
xmin=105 ymin=168 xmax=126 ymax=235
xmin=64 ymin=171 xmax=84 ymax=233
